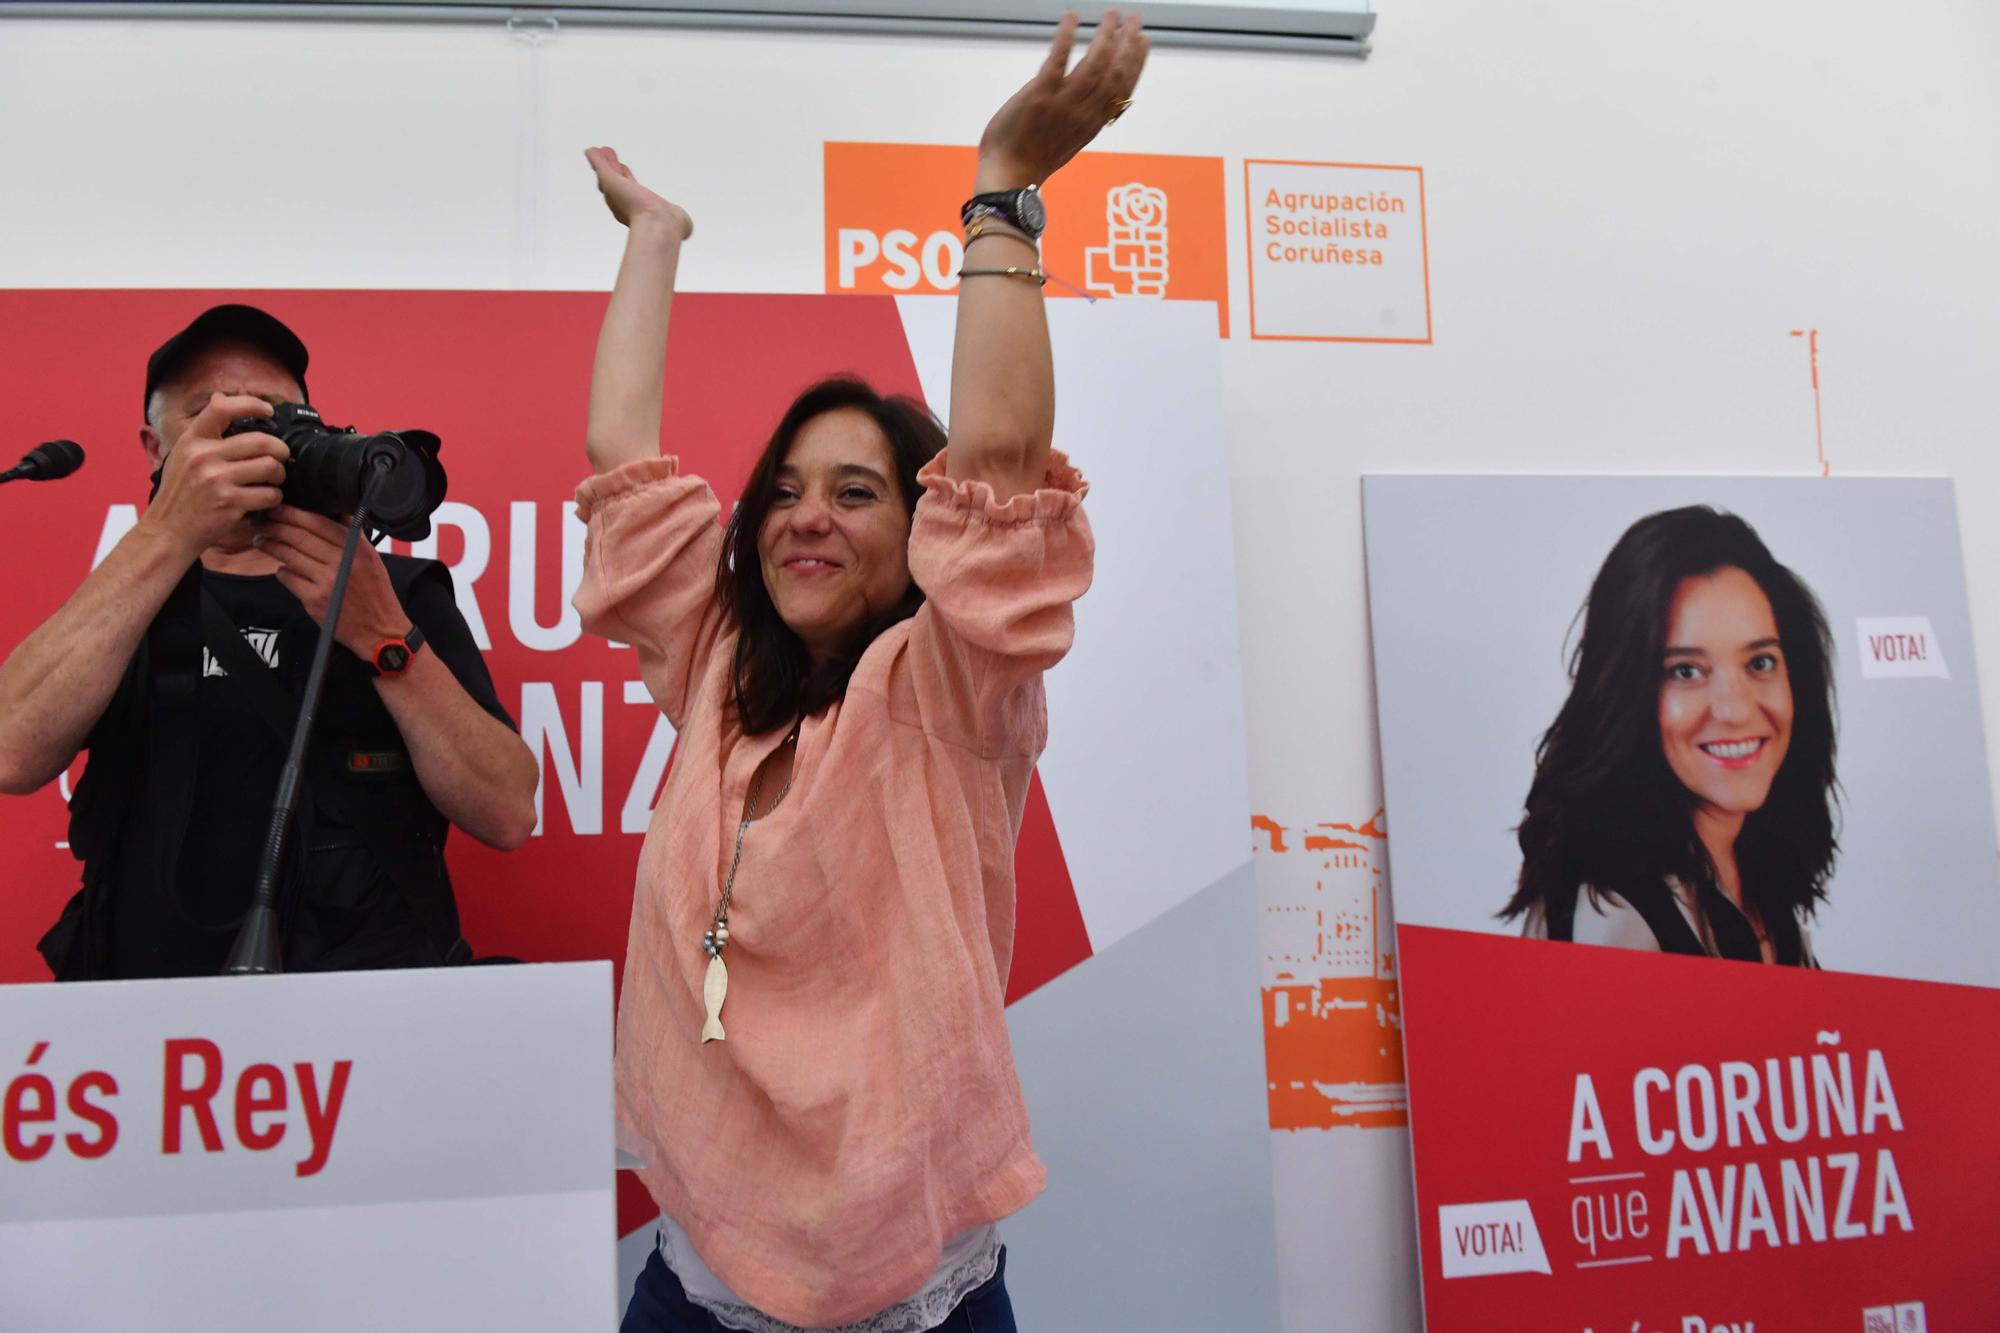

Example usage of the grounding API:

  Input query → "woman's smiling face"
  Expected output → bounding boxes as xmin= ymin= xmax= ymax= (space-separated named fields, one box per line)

xmin=756 ymin=407 xmax=914 ymax=662
xmin=1658 ymin=566 xmax=1794 ymax=819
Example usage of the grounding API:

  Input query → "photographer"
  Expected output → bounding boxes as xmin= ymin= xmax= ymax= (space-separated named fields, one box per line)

xmin=0 ymin=305 xmax=537 ymax=978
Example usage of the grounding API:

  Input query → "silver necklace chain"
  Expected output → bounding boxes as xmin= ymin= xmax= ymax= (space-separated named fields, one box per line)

xmin=702 ymin=722 xmax=800 ymax=961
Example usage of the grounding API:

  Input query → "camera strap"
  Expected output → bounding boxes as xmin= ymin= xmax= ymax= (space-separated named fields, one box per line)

xmin=197 ymin=586 xmax=472 ymax=966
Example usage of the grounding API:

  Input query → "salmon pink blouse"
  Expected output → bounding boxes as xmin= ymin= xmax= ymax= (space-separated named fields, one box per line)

xmin=573 ymin=449 xmax=1093 ymax=1328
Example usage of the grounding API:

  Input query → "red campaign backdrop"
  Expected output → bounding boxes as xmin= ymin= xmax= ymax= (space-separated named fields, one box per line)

xmin=1399 ymin=924 xmax=2000 ymax=1331
xmin=0 ymin=289 xmax=1096 ymax=1236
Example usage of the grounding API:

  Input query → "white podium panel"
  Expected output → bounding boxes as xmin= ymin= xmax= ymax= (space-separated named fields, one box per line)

xmin=0 ymin=962 xmax=614 ymax=1332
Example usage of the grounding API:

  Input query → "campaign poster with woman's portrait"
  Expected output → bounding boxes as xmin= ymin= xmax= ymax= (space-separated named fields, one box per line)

xmin=1362 ymin=475 xmax=2000 ymax=1331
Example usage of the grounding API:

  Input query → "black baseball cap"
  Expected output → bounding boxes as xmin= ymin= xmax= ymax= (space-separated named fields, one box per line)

xmin=144 ymin=303 xmax=311 ymax=414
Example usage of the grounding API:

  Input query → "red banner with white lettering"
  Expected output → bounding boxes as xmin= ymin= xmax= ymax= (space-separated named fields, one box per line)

xmin=0 ymin=289 xmax=1094 ymax=997
xmin=2 ymin=287 xmax=1250 ymax=1252
xmin=0 ymin=288 xmax=1105 ymax=1239
xmin=1401 ymin=925 xmax=2000 ymax=1332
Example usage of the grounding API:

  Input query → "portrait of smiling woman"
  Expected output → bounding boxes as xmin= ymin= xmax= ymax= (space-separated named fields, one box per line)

xmin=1504 ymin=505 xmax=1839 ymax=966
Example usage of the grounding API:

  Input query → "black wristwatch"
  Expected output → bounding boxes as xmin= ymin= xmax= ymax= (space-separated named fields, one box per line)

xmin=961 ymin=184 xmax=1046 ymax=240
xmin=366 ymin=624 xmax=426 ymax=678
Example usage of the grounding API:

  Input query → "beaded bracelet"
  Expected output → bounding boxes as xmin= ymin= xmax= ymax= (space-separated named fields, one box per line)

xmin=965 ymin=221 xmax=1038 ymax=249
xmin=958 ymin=265 xmax=1048 ymax=287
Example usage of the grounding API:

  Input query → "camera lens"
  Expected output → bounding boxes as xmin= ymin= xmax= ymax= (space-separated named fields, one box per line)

xmin=225 ymin=405 xmax=446 ymax=540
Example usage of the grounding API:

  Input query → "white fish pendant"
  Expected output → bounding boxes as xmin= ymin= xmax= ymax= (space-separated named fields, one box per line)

xmin=701 ymin=954 xmax=728 ymax=1043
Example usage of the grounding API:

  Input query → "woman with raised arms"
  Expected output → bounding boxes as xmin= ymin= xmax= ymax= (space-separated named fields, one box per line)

xmin=1505 ymin=506 xmax=1838 ymax=966
xmin=574 ymin=12 xmax=1147 ymax=1332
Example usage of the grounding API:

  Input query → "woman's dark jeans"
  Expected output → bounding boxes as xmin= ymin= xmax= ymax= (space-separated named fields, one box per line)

xmin=621 ymin=1242 xmax=1017 ymax=1333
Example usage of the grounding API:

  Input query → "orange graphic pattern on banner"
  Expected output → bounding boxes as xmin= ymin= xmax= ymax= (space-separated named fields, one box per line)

xmin=824 ymin=142 xmax=1229 ymax=336
xmin=1257 ymin=809 xmax=1408 ymax=1131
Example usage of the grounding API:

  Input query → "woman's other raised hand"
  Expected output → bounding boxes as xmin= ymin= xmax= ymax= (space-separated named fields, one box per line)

xmin=584 ymin=146 xmax=688 ymax=473
xmin=976 ymin=9 xmax=1151 ymax=190
xmin=585 ymin=146 xmax=694 ymax=240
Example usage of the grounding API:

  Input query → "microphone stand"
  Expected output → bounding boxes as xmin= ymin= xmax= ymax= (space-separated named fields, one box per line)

xmin=223 ymin=468 xmax=387 ymax=976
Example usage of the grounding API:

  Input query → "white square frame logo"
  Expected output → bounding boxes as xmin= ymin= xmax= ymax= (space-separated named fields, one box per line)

xmin=1862 ymin=1302 xmax=1925 ymax=1332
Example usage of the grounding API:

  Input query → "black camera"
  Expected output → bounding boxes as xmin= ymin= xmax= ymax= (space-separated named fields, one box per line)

xmin=223 ymin=402 xmax=447 ymax=541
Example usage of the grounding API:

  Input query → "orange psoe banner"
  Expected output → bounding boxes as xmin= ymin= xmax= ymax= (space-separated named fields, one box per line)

xmin=824 ymin=142 xmax=1229 ymax=336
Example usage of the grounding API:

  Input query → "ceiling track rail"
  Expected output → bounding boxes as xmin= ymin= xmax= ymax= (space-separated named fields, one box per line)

xmin=0 ymin=3 xmax=1371 ymax=55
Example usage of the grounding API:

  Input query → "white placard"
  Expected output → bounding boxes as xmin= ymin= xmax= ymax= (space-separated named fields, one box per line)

xmin=0 ymin=963 xmax=614 ymax=1332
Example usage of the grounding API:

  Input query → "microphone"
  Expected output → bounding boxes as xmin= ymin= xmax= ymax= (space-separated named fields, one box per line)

xmin=0 ymin=440 xmax=85 ymax=484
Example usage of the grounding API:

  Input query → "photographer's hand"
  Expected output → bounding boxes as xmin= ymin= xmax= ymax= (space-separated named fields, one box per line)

xmin=253 ymin=506 xmax=404 ymax=656
xmin=142 ymin=393 xmax=290 ymax=557
xmin=253 ymin=507 xmax=539 ymax=850
xmin=0 ymin=394 xmax=290 ymax=795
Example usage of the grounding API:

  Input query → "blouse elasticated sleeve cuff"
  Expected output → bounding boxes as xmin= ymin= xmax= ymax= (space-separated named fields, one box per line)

xmin=912 ymin=450 xmax=1088 ymax=524
xmin=572 ymin=454 xmax=728 ymax=729
xmin=573 ymin=455 xmax=686 ymax=524
xmin=905 ymin=449 xmax=1095 ymax=724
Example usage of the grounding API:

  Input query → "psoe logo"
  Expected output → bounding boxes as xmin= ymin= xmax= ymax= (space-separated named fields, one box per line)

xmin=822 ymin=142 xmax=1230 ymax=334
xmin=834 ymin=226 xmax=963 ymax=292
xmin=1862 ymin=1302 xmax=1926 ymax=1333
xmin=1083 ymin=183 xmax=1169 ymax=298
xmin=832 ymin=181 xmax=1172 ymax=296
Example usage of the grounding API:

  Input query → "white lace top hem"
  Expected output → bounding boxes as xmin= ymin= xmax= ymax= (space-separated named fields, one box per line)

xmin=657 ymin=1213 xmax=1001 ymax=1333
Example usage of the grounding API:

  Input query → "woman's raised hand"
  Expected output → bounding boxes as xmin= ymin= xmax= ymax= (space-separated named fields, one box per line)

xmin=584 ymin=146 xmax=689 ymax=473
xmin=976 ymin=9 xmax=1150 ymax=189
xmin=585 ymin=146 xmax=693 ymax=239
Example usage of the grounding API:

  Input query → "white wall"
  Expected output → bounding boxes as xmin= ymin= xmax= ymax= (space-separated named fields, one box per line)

xmin=5 ymin=3 xmax=1999 ymax=1329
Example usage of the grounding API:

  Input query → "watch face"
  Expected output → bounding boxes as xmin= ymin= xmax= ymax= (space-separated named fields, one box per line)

xmin=378 ymin=645 xmax=410 ymax=673
xmin=1017 ymin=189 xmax=1047 ymax=234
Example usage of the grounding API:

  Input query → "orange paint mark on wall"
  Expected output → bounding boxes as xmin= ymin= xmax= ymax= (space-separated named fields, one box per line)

xmin=1265 ymin=976 xmax=1406 ymax=1130
xmin=1318 ymin=809 xmax=1386 ymax=839
xmin=1256 ymin=810 xmax=1406 ymax=1131
xmin=1789 ymin=328 xmax=1832 ymax=476
xmin=1251 ymin=814 xmax=1289 ymax=854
